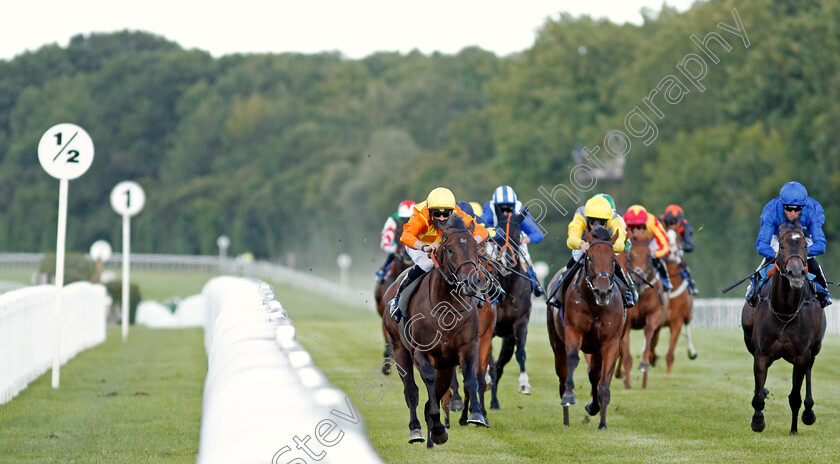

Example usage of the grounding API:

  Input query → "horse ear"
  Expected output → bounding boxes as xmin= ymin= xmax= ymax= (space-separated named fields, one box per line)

xmin=610 ymin=229 xmax=619 ymax=244
xmin=584 ymin=226 xmax=594 ymax=242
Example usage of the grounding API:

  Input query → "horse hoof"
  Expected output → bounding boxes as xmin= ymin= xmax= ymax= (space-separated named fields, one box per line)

xmin=584 ymin=401 xmax=600 ymax=416
xmin=802 ymin=410 xmax=816 ymax=426
xmin=688 ymin=350 xmax=698 ymax=360
xmin=381 ymin=363 xmax=391 ymax=376
xmin=408 ymin=429 xmax=425 ymax=443
xmin=467 ymin=412 xmax=490 ymax=427
xmin=598 ymin=424 xmax=608 ymax=431
xmin=750 ymin=419 xmax=765 ymax=433
xmin=518 ymin=385 xmax=532 ymax=395
xmin=561 ymin=392 xmax=576 ymax=406
xmin=650 ymin=355 xmax=659 ymax=367
xmin=431 ymin=427 xmax=448 ymax=445
xmin=490 ymin=400 xmax=500 ymax=410
xmin=638 ymin=362 xmax=650 ymax=372
xmin=790 ymin=429 xmax=798 ymax=435
xmin=450 ymin=397 xmax=464 ymax=412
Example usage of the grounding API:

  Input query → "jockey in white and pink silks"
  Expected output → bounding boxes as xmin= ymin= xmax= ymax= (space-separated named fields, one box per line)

xmin=375 ymin=200 xmax=415 ymax=282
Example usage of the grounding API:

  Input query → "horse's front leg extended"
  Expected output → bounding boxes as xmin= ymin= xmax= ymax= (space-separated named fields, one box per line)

xmin=461 ymin=345 xmax=489 ymax=427
xmin=413 ymin=352 xmax=443 ymax=448
xmin=514 ymin=322 xmax=531 ymax=394
xmin=751 ymin=354 xmax=772 ymax=432
xmin=562 ymin=331 xmax=583 ymax=406
xmin=394 ymin=345 xmax=424 ymax=443
xmin=789 ymin=357 xmax=808 ymax=435
xmin=802 ymin=357 xmax=817 ymax=426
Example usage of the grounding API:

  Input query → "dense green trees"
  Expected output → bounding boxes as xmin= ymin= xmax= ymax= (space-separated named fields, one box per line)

xmin=1 ymin=2 xmax=838 ymax=294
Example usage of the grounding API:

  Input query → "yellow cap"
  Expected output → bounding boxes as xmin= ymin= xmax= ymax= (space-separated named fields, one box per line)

xmin=583 ymin=196 xmax=612 ymax=220
xmin=427 ymin=187 xmax=456 ymax=210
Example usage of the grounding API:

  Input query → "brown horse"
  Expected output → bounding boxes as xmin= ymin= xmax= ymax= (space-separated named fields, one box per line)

xmin=616 ymin=235 xmax=667 ymax=389
xmin=649 ymin=227 xmax=698 ymax=373
xmin=487 ymin=209 xmax=534 ymax=410
xmin=382 ymin=215 xmax=490 ymax=447
xmin=375 ymin=225 xmax=412 ymax=375
xmin=546 ymin=225 xmax=624 ymax=430
xmin=741 ymin=220 xmax=826 ymax=434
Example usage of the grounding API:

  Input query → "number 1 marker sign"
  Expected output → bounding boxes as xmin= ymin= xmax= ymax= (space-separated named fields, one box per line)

xmin=110 ymin=181 xmax=145 ymax=342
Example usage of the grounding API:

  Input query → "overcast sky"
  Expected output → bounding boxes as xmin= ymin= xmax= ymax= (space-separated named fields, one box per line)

xmin=2 ymin=1 xmax=698 ymax=61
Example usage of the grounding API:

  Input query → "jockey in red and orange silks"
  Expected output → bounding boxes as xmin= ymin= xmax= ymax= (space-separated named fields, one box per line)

xmin=623 ymin=205 xmax=672 ymax=291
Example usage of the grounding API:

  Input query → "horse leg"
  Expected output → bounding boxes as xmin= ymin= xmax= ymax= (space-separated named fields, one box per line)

xmin=382 ymin=328 xmax=394 ymax=375
xmin=491 ymin=336 xmax=515 ymax=409
xmin=449 ymin=371 xmax=464 ymax=412
xmin=802 ymin=357 xmax=817 ymax=426
xmin=394 ymin=346 xmax=424 ymax=443
xmin=666 ymin=320 xmax=682 ymax=374
xmin=639 ymin=318 xmax=655 ymax=374
xmin=597 ymin=336 xmax=621 ymax=430
xmin=514 ymin=322 xmax=531 ymax=395
xmin=546 ymin=308 xmax=570 ymax=425
xmin=414 ymin=352 xmax=444 ymax=448
xmin=477 ymin=328 xmax=493 ymax=423
xmin=461 ymin=345 xmax=489 ymax=427
xmin=648 ymin=325 xmax=662 ymax=368
xmin=617 ymin=330 xmax=632 ymax=389
xmin=750 ymin=354 xmax=772 ymax=432
xmin=585 ymin=352 xmax=603 ymax=417
xmin=684 ymin=322 xmax=698 ymax=360
xmin=442 ymin=388 xmax=451 ymax=429
xmin=788 ymin=358 xmax=807 ymax=435
xmin=562 ymin=331 xmax=583 ymax=406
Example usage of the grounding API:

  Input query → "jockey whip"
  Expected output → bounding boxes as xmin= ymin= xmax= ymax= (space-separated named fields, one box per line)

xmin=721 ymin=260 xmax=776 ymax=294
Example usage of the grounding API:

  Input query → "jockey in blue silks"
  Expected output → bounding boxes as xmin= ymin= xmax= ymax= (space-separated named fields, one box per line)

xmin=480 ymin=185 xmax=546 ymax=297
xmin=746 ymin=181 xmax=831 ymax=308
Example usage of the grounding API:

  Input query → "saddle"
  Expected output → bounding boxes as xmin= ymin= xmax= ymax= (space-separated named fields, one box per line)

xmin=394 ymin=268 xmax=430 ymax=351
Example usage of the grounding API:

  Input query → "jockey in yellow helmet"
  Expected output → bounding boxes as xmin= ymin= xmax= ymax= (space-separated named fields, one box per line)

xmin=546 ymin=195 xmax=637 ymax=309
xmin=388 ymin=187 xmax=489 ymax=323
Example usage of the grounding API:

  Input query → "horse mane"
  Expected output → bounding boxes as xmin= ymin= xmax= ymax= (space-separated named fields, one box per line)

xmin=590 ymin=225 xmax=612 ymax=241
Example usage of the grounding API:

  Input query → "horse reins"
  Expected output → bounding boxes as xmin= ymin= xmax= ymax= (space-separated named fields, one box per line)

xmin=583 ymin=240 xmax=617 ymax=293
xmin=428 ymin=229 xmax=484 ymax=308
xmin=762 ymin=225 xmax=814 ymax=329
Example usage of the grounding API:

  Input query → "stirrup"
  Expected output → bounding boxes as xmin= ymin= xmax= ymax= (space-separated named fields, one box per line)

xmin=623 ymin=290 xmax=636 ymax=308
xmin=533 ymin=282 xmax=545 ymax=297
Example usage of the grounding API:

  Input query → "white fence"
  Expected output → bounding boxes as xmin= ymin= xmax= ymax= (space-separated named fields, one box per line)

xmin=0 ymin=282 xmax=109 ymax=404
xmin=197 ymin=276 xmax=383 ymax=464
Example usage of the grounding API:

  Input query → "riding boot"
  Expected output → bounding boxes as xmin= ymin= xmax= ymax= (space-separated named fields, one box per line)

xmin=745 ymin=258 xmax=769 ymax=306
xmin=614 ymin=262 xmax=637 ymax=308
xmin=389 ymin=265 xmax=426 ymax=322
xmin=807 ymin=257 xmax=832 ymax=308
xmin=526 ymin=265 xmax=544 ymax=297
xmin=546 ymin=257 xmax=580 ymax=308
xmin=376 ymin=253 xmax=396 ymax=282
xmin=680 ymin=263 xmax=698 ymax=295
xmin=653 ymin=258 xmax=672 ymax=292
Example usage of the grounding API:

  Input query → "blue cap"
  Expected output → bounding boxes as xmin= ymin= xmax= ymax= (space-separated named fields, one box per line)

xmin=780 ymin=181 xmax=807 ymax=206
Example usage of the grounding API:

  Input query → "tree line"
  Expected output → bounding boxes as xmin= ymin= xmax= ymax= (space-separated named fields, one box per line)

xmin=0 ymin=0 xmax=837 ymax=294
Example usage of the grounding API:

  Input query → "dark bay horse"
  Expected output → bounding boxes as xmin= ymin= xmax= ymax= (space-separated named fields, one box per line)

xmin=382 ymin=216 xmax=490 ymax=447
xmin=487 ymin=209 xmax=534 ymax=410
xmin=374 ymin=223 xmax=412 ymax=375
xmin=741 ymin=220 xmax=826 ymax=434
xmin=616 ymin=235 xmax=666 ymax=389
xmin=649 ymin=227 xmax=698 ymax=373
xmin=546 ymin=226 xmax=625 ymax=430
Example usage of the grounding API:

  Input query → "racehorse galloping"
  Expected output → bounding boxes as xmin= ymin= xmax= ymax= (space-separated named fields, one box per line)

xmin=383 ymin=216 xmax=489 ymax=447
xmin=487 ymin=209 xmax=533 ymax=410
xmin=650 ymin=228 xmax=698 ymax=373
xmin=741 ymin=220 xmax=826 ymax=434
xmin=616 ymin=236 xmax=666 ymax=389
xmin=546 ymin=226 xmax=625 ymax=430
xmin=375 ymin=219 xmax=412 ymax=375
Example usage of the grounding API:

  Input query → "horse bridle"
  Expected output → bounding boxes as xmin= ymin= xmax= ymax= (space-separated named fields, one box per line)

xmin=433 ymin=229 xmax=482 ymax=288
xmin=584 ymin=240 xmax=617 ymax=293
xmin=775 ymin=227 xmax=808 ymax=278
xmin=628 ymin=245 xmax=657 ymax=289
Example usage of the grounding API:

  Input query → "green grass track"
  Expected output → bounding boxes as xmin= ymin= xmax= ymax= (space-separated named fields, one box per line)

xmin=0 ymin=327 xmax=205 ymax=464
xmin=281 ymin=285 xmax=840 ymax=464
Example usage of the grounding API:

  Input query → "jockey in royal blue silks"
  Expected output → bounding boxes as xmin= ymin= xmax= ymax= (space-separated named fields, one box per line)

xmin=480 ymin=185 xmax=546 ymax=297
xmin=746 ymin=181 xmax=832 ymax=308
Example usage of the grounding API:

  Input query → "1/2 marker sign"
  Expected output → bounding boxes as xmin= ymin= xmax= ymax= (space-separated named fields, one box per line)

xmin=37 ymin=123 xmax=94 ymax=180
